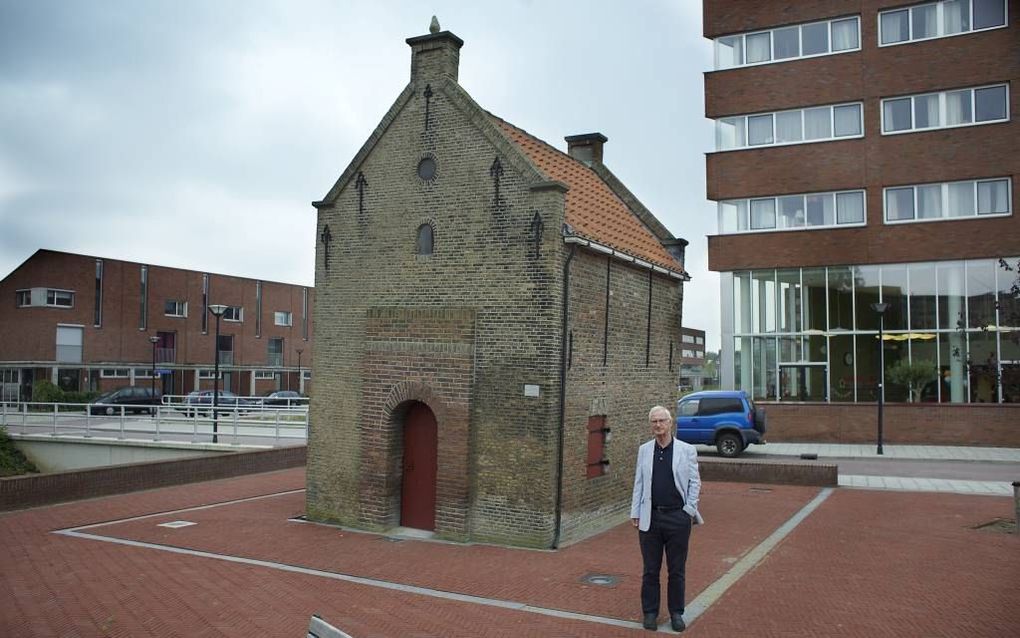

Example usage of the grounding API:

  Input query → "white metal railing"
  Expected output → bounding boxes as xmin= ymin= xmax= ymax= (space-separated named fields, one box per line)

xmin=0 ymin=401 xmax=307 ymax=446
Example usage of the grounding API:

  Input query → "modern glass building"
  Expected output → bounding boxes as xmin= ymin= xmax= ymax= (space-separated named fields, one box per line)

xmin=720 ymin=258 xmax=1019 ymax=404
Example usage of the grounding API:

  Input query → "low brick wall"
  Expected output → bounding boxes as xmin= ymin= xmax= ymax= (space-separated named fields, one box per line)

xmin=0 ymin=445 xmax=307 ymax=512
xmin=700 ymin=459 xmax=837 ymax=487
xmin=759 ymin=402 xmax=1020 ymax=447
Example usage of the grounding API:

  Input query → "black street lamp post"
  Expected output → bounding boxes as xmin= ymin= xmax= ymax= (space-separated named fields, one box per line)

xmin=208 ymin=304 xmax=228 ymax=443
xmin=296 ymin=348 xmax=303 ymax=395
xmin=871 ymin=302 xmax=889 ymax=455
xmin=149 ymin=335 xmax=159 ymax=399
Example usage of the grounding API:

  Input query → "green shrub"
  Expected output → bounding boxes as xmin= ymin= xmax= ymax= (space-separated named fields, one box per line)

xmin=887 ymin=360 xmax=938 ymax=402
xmin=0 ymin=426 xmax=38 ymax=477
xmin=31 ymin=379 xmax=62 ymax=403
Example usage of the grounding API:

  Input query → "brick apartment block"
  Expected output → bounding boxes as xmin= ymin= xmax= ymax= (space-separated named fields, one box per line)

xmin=0 ymin=249 xmax=314 ymax=400
xmin=704 ymin=0 xmax=1019 ymax=445
xmin=307 ymin=24 xmax=690 ymax=548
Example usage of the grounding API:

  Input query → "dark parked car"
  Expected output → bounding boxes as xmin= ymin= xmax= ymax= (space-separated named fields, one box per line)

xmin=183 ymin=390 xmax=256 ymax=414
xmin=262 ymin=390 xmax=307 ymax=407
xmin=88 ymin=387 xmax=162 ymax=415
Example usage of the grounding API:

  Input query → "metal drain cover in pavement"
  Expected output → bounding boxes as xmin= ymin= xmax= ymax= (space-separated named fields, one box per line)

xmin=580 ymin=573 xmax=619 ymax=587
xmin=158 ymin=521 xmax=196 ymax=529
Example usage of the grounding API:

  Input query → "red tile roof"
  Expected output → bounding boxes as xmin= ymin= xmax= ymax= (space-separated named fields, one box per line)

xmin=491 ymin=116 xmax=683 ymax=274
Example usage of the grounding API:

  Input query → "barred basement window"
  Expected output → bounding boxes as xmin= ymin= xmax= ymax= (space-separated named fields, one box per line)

xmin=586 ymin=415 xmax=610 ymax=478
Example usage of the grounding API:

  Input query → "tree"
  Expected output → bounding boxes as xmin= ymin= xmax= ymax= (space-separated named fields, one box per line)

xmin=886 ymin=359 xmax=938 ymax=403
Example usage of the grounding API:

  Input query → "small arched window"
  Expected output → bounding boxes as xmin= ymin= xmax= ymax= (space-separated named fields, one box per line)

xmin=416 ymin=223 xmax=434 ymax=255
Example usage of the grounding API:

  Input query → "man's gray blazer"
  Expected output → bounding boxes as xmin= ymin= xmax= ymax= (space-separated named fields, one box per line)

xmin=630 ymin=437 xmax=704 ymax=532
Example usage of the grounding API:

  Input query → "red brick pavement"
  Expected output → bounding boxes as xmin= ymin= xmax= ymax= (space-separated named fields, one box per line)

xmin=1 ymin=468 xmax=1016 ymax=637
xmin=690 ymin=489 xmax=1020 ymax=637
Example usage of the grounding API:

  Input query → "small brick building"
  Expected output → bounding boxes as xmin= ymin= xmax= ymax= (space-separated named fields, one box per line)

xmin=306 ymin=25 xmax=689 ymax=548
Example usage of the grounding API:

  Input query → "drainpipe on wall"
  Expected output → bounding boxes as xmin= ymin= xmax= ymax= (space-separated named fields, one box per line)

xmin=552 ymin=243 xmax=577 ymax=550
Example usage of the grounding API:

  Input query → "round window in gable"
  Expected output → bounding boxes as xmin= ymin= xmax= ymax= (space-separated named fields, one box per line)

xmin=416 ymin=223 xmax=434 ymax=256
xmin=417 ymin=157 xmax=437 ymax=182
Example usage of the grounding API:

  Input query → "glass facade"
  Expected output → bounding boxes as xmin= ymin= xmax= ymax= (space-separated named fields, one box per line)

xmin=723 ymin=257 xmax=1020 ymax=403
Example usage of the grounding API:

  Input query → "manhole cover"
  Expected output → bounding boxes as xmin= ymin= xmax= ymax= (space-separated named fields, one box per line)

xmin=580 ymin=573 xmax=619 ymax=587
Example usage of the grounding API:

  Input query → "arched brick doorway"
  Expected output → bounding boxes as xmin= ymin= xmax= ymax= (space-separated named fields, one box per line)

xmin=401 ymin=401 xmax=438 ymax=530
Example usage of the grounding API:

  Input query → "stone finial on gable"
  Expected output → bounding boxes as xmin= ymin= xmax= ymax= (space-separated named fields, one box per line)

xmin=430 ymin=16 xmax=440 ymax=34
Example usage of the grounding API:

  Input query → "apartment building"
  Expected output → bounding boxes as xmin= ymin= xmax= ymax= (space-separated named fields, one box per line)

xmin=704 ymin=1 xmax=1018 ymax=443
xmin=679 ymin=327 xmax=708 ymax=391
xmin=0 ymin=249 xmax=314 ymax=401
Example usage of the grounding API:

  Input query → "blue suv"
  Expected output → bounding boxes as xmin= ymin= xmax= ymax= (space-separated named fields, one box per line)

xmin=675 ymin=390 xmax=767 ymax=458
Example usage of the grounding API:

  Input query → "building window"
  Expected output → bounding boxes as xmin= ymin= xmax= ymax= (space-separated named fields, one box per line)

xmin=198 ymin=370 xmax=222 ymax=380
xmin=717 ymin=102 xmax=863 ymax=151
xmin=884 ymin=178 xmax=1011 ymax=223
xmin=714 ymin=15 xmax=860 ymax=70
xmin=416 ymin=223 xmax=434 ymax=255
xmin=202 ymin=274 xmax=209 ymax=334
xmin=164 ymin=300 xmax=188 ymax=317
xmin=99 ymin=368 xmax=129 ymax=378
xmin=139 ymin=266 xmax=148 ymax=330
xmin=94 ymin=259 xmax=103 ymax=327
xmin=255 ymin=281 xmax=263 ymax=338
xmin=46 ymin=289 xmax=75 ymax=307
xmin=879 ymin=0 xmax=1007 ymax=46
xmin=254 ymin=371 xmax=276 ymax=380
xmin=302 ymin=370 xmax=312 ymax=380
xmin=726 ymin=257 xmax=1020 ymax=404
xmin=15 ymin=290 xmax=31 ymax=307
xmin=223 ymin=306 xmax=243 ymax=322
xmin=302 ymin=287 xmax=309 ymax=341
xmin=586 ymin=415 xmax=609 ymax=478
xmin=268 ymin=337 xmax=284 ymax=367
xmin=274 ymin=311 xmax=292 ymax=327
xmin=683 ymin=349 xmax=696 ymax=358
xmin=719 ymin=190 xmax=866 ymax=234
xmin=881 ymin=84 xmax=1009 ymax=134
xmin=133 ymin=368 xmax=154 ymax=379
xmin=56 ymin=325 xmax=83 ymax=363
xmin=696 ymin=336 xmax=704 ymax=344
xmin=682 ymin=334 xmax=695 ymax=343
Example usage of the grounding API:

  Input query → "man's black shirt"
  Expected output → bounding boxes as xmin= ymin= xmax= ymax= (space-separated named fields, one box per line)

xmin=650 ymin=440 xmax=685 ymax=509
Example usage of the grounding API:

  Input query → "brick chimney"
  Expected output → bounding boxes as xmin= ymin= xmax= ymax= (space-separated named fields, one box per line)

xmin=565 ymin=133 xmax=608 ymax=166
xmin=406 ymin=18 xmax=464 ymax=84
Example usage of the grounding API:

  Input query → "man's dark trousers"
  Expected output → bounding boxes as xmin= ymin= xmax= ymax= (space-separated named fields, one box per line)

xmin=639 ymin=508 xmax=692 ymax=615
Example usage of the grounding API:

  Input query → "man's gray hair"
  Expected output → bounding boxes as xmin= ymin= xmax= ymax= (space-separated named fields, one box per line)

xmin=648 ymin=405 xmax=672 ymax=421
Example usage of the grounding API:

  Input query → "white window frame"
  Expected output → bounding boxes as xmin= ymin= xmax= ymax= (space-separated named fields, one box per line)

xmin=133 ymin=368 xmax=154 ymax=379
xmin=48 ymin=289 xmax=74 ymax=307
xmin=164 ymin=299 xmax=188 ymax=318
xmin=302 ymin=370 xmax=312 ymax=380
xmin=718 ymin=189 xmax=868 ymax=234
xmin=198 ymin=369 xmax=223 ymax=379
xmin=15 ymin=289 xmax=31 ymax=307
xmin=880 ymin=83 xmax=1010 ymax=135
xmin=253 ymin=370 xmax=276 ymax=380
xmin=682 ymin=334 xmax=695 ymax=343
xmin=878 ymin=0 xmax=1009 ymax=47
xmin=100 ymin=368 xmax=130 ymax=378
xmin=223 ymin=306 xmax=243 ymax=322
xmin=713 ymin=15 xmax=861 ymax=70
xmin=716 ymin=101 xmax=864 ymax=151
xmin=274 ymin=311 xmax=293 ymax=327
xmin=884 ymin=177 xmax=1012 ymax=224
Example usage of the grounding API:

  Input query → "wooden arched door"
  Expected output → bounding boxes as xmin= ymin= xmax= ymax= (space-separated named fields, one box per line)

xmin=400 ymin=402 xmax=437 ymax=530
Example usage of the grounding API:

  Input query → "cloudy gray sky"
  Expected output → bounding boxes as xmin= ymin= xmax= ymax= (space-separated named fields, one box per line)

xmin=0 ymin=0 xmax=720 ymax=349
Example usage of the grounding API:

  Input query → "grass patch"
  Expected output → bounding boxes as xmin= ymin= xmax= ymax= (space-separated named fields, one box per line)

xmin=0 ymin=426 xmax=38 ymax=477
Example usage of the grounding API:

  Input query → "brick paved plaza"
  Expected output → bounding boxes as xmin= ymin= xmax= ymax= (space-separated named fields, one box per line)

xmin=1 ymin=468 xmax=1017 ymax=637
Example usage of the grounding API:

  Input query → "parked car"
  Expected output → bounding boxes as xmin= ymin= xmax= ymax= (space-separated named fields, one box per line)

xmin=182 ymin=390 xmax=256 ymax=414
xmin=675 ymin=390 xmax=767 ymax=458
xmin=88 ymin=387 xmax=162 ymax=415
xmin=262 ymin=390 xmax=307 ymax=407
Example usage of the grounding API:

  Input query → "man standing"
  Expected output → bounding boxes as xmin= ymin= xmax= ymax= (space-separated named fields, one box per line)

xmin=631 ymin=405 xmax=703 ymax=632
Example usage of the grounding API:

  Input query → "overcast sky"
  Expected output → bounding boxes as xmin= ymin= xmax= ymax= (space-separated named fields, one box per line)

xmin=0 ymin=0 xmax=720 ymax=350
